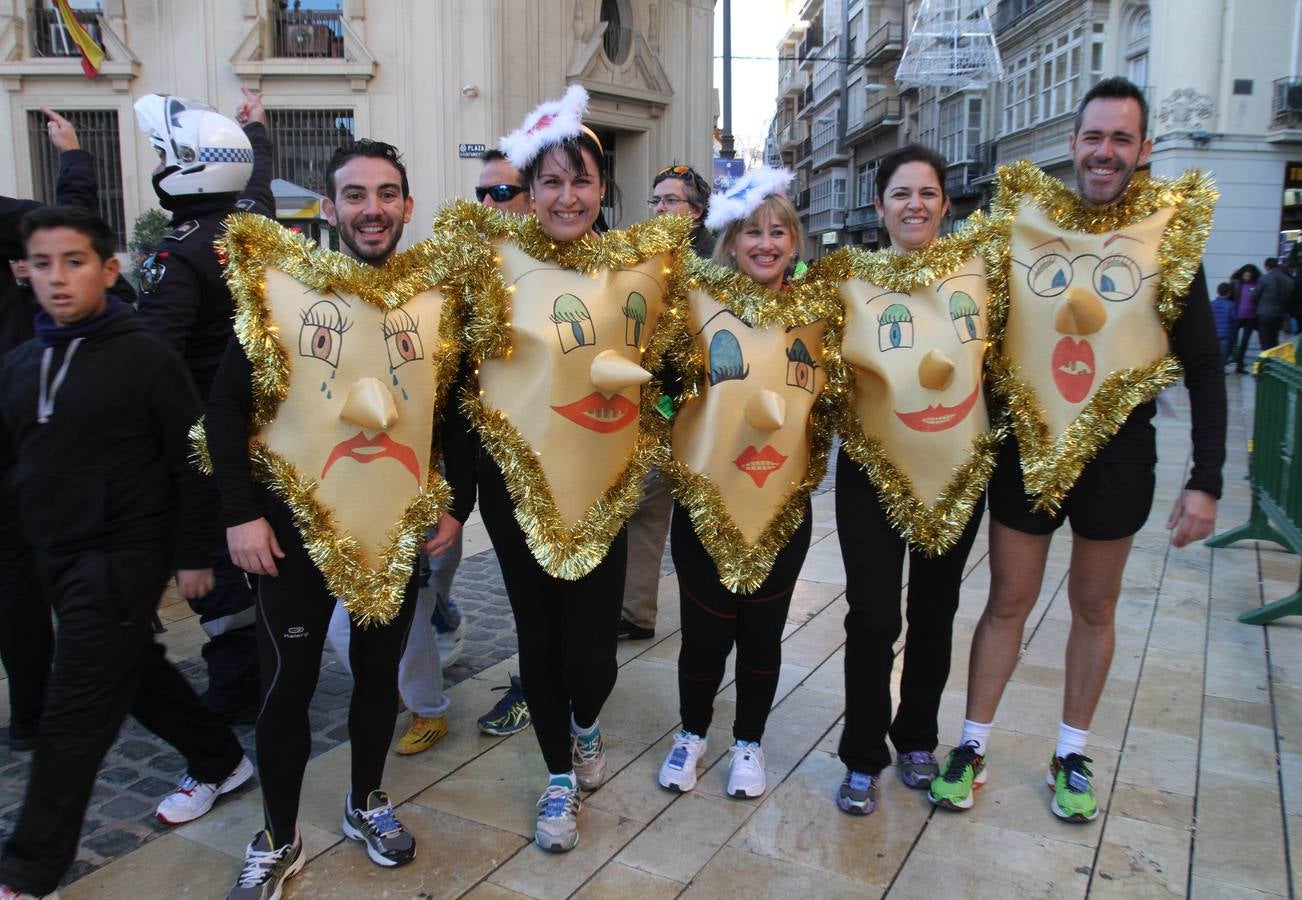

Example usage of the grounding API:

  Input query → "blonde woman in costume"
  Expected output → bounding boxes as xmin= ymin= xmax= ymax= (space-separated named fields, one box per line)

xmin=658 ymin=168 xmax=834 ymax=800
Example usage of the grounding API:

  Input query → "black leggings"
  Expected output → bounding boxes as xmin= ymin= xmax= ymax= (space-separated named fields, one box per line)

xmin=476 ymin=459 xmax=625 ymax=775
xmin=835 ymin=448 xmax=985 ymax=774
xmin=672 ymin=500 xmax=811 ymax=743
xmin=253 ymin=499 xmax=416 ymax=846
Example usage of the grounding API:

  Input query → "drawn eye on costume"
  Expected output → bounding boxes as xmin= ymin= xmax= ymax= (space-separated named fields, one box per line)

xmin=877 ymin=302 xmax=914 ymax=351
xmin=1027 ymin=252 xmax=1072 ymax=298
xmin=949 ymin=291 xmax=984 ymax=343
xmin=623 ymin=291 xmax=647 ymax=348
xmin=551 ymin=294 xmax=596 ymax=353
xmin=708 ymin=329 xmax=749 ymax=385
xmin=1093 ymin=254 xmax=1144 ymax=302
xmin=382 ymin=307 xmax=424 ymax=371
xmin=298 ymin=299 xmax=351 ymax=368
xmin=785 ymin=338 xmax=818 ymax=394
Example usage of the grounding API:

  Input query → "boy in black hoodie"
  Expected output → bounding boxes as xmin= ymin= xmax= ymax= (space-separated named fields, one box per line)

xmin=0 ymin=207 xmax=251 ymax=899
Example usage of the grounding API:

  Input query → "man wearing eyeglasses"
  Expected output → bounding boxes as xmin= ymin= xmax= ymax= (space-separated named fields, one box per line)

xmin=616 ymin=163 xmax=714 ymax=643
xmin=648 ymin=163 xmax=713 ymax=259
xmin=476 ymin=149 xmax=533 ymax=216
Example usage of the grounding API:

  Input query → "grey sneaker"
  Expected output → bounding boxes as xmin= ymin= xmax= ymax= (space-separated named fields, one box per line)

xmin=227 ymin=828 xmax=304 ymax=900
xmin=571 ymin=723 xmax=607 ymax=791
xmin=896 ymin=750 xmax=940 ymax=788
xmin=835 ymin=770 xmax=878 ymax=815
xmin=535 ymin=779 xmax=581 ymax=852
xmin=342 ymin=790 xmax=415 ymax=867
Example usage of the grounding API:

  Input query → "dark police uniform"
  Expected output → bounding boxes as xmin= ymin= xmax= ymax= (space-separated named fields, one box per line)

xmin=136 ymin=121 xmax=274 ymax=719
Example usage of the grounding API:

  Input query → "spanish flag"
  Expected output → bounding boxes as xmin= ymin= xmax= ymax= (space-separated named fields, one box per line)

xmin=54 ymin=0 xmax=105 ymax=79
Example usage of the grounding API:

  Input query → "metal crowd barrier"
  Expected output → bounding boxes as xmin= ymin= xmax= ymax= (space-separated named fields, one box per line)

xmin=1207 ymin=336 xmax=1302 ymax=625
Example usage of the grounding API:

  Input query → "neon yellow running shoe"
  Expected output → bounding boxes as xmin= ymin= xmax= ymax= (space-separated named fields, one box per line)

xmin=928 ymin=742 xmax=987 ymax=811
xmin=1047 ymin=753 xmax=1099 ymax=822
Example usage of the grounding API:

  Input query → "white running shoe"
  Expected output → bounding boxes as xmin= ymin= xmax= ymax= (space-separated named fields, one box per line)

xmin=726 ymin=741 xmax=766 ymax=799
xmin=534 ymin=777 xmax=581 ymax=853
xmin=570 ymin=722 xmax=607 ymax=791
xmin=156 ymin=755 xmax=255 ymax=825
xmin=658 ymin=730 xmax=708 ymax=792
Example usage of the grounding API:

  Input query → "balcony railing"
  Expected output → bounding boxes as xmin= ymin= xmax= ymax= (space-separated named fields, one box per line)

xmin=846 ymin=205 xmax=880 ymax=230
xmin=860 ymin=97 xmax=903 ymax=134
xmin=781 ymin=68 xmax=809 ymax=99
xmin=993 ymin=0 xmax=1051 ymax=32
xmin=861 ymin=22 xmax=903 ymax=65
xmin=945 ymin=162 xmax=989 ymax=198
xmin=1273 ymin=77 xmax=1302 ymax=130
xmin=30 ymin=5 xmax=103 ymax=58
xmin=812 ymin=135 xmax=848 ymax=169
xmin=272 ymin=8 xmax=345 ymax=59
xmin=778 ymin=121 xmax=808 ymax=151
xmin=795 ymin=188 xmax=810 ymax=210
xmin=808 ymin=207 xmax=846 ymax=233
xmin=796 ymin=137 xmax=813 ymax=162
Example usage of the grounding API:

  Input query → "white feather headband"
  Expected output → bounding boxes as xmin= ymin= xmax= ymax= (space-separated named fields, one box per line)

xmin=500 ymin=84 xmax=593 ymax=171
xmin=703 ymin=165 xmax=795 ymax=232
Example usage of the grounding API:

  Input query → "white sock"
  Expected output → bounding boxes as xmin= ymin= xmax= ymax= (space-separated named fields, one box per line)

xmin=570 ymin=713 xmax=598 ymax=737
xmin=960 ymin=719 xmax=993 ymax=756
xmin=1055 ymin=722 xmax=1089 ymax=759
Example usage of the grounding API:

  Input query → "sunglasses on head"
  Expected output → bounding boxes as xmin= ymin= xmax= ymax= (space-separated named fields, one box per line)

xmin=475 ymin=183 xmax=526 ymax=203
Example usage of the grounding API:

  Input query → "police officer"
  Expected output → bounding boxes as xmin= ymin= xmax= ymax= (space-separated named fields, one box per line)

xmin=134 ymin=88 xmax=274 ymax=722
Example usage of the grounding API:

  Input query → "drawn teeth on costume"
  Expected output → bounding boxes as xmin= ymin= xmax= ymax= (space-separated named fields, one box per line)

xmin=551 ymin=391 xmax=640 ymax=433
xmin=894 ymin=383 xmax=981 ymax=433
xmin=732 ymin=444 xmax=788 ymax=488
xmin=1051 ymin=337 xmax=1096 ymax=403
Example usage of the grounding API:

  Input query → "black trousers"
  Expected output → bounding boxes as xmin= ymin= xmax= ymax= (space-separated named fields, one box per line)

xmin=1232 ymin=315 xmax=1258 ymax=368
xmin=0 ymin=502 xmax=51 ymax=739
xmin=0 ymin=546 xmax=244 ymax=896
xmin=835 ymin=449 xmax=985 ymax=774
xmin=253 ymin=499 xmax=416 ymax=846
xmin=192 ymin=548 xmax=259 ymax=713
xmin=477 ymin=459 xmax=625 ymax=775
xmin=672 ymin=500 xmax=811 ymax=743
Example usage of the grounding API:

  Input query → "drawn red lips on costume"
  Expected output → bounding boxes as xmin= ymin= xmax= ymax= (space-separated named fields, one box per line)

xmin=733 ymin=444 xmax=788 ymax=488
xmin=551 ymin=392 xmax=638 ymax=433
xmin=322 ymin=431 xmax=421 ymax=484
xmin=895 ymin=383 xmax=981 ymax=433
xmin=1052 ymin=337 xmax=1096 ymax=403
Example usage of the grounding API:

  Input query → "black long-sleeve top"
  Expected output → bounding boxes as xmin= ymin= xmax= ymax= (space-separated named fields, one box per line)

xmin=0 ymin=308 xmax=211 ymax=567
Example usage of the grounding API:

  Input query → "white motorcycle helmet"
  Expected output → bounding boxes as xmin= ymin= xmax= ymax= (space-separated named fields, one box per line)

xmin=134 ymin=94 xmax=253 ymax=198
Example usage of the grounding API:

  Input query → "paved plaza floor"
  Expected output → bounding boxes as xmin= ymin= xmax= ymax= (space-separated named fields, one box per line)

xmin=2 ymin=369 xmax=1299 ymax=898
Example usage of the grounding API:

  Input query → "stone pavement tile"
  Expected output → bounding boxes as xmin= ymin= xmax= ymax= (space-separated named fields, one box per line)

xmin=412 ymin=732 xmax=550 ymax=839
xmin=1129 ymin=664 xmax=1206 ymax=739
xmin=585 ymin=722 xmax=731 ymax=825
xmin=1093 ymin=814 xmax=1191 ymax=898
xmin=634 ymin=629 xmax=682 ymax=665
xmin=1010 ymin=662 xmax=1135 ymax=711
xmin=1190 ymin=772 xmax=1289 ymax=896
xmin=1280 ymin=752 xmax=1302 ymax=812
xmin=600 ymin=658 xmax=686 ymax=744
xmin=1203 ymin=697 xmax=1272 ymax=729
xmin=1189 ymin=876 xmax=1288 ymax=899
xmin=1274 ymin=684 xmax=1302 ymax=747
xmin=1108 ymin=780 xmax=1194 ymax=831
xmin=173 ymin=788 xmax=338 ymax=862
xmin=1200 ymin=720 xmax=1278 ymax=786
xmin=797 ymin=533 xmax=847 ymax=585
xmin=1145 ymin=646 xmax=1205 ymax=676
xmin=986 ymin=679 xmax=1128 ymax=752
xmin=890 ymin=817 xmax=1093 ymax=899
xmin=61 ymin=833 xmax=238 ymax=899
xmin=462 ymin=883 xmax=532 ymax=899
xmin=1116 ymin=727 xmax=1199 ymax=797
xmin=1147 ymin=616 xmax=1207 ymax=655
xmin=1203 ymin=666 xmax=1271 ymax=706
xmin=615 ymin=790 xmax=755 ymax=882
xmin=681 ymin=845 xmax=872 ymax=898
xmin=486 ymin=805 xmax=643 ymax=899
xmin=284 ymin=804 xmax=527 ymax=899
xmin=728 ymin=748 xmax=925 ymax=889
xmin=576 ymin=861 xmax=683 ymax=898
xmin=800 ymin=646 xmax=845 ymax=698
xmin=786 ymin=579 xmax=845 ymax=628
xmin=715 ymin=661 xmax=812 ymax=711
xmin=776 ymin=602 xmax=849 ymax=669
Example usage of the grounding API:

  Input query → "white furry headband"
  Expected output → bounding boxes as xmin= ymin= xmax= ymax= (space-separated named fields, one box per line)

xmin=703 ymin=165 xmax=795 ymax=232
xmin=500 ymin=84 xmax=597 ymax=170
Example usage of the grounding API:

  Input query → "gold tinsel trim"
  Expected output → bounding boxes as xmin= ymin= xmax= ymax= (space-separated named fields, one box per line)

xmin=207 ymin=214 xmax=465 ymax=625
xmin=990 ymin=160 xmax=1217 ymax=330
xmin=662 ymin=260 xmax=838 ymax=593
xmin=435 ymin=200 xmax=692 ymax=578
xmin=988 ymin=352 xmax=1184 ymax=513
xmin=809 ymin=224 xmax=1007 ymax=553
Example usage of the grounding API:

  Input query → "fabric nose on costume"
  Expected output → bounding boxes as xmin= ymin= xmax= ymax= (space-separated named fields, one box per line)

xmin=339 ymin=377 xmax=399 ymax=431
xmin=918 ymin=348 xmax=955 ymax=391
xmin=745 ymin=389 xmax=786 ymax=432
xmin=1054 ymin=287 xmax=1107 ymax=336
xmin=590 ymin=349 xmax=652 ymax=394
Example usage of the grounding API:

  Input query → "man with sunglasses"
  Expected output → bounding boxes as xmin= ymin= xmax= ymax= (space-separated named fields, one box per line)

xmin=476 ymin=149 xmax=533 ymax=216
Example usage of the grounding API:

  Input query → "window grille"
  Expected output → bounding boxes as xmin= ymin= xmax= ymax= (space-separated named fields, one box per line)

xmin=25 ymin=108 xmax=126 ymax=251
xmin=266 ymin=108 xmax=356 ymax=196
